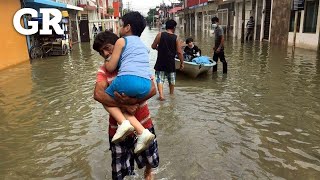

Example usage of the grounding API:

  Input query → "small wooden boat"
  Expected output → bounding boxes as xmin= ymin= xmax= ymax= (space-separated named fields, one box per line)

xmin=175 ymin=58 xmax=217 ymax=78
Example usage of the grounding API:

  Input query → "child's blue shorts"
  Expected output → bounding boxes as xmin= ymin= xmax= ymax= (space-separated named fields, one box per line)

xmin=106 ymin=75 xmax=151 ymax=99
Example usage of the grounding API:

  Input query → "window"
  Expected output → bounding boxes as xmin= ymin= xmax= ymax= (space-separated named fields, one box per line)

xmin=289 ymin=11 xmax=301 ymax=32
xmin=303 ymin=0 xmax=319 ymax=33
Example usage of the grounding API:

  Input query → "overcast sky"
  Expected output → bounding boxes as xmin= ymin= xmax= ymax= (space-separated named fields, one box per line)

xmin=122 ymin=0 xmax=180 ymax=16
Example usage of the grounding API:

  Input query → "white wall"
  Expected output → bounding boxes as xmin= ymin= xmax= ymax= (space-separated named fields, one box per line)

xmin=88 ymin=10 xmax=99 ymax=40
xmin=288 ymin=4 xmax=320 ymax=50
xmin=173 ymin=15 xmax=180 ymax=28
xmin=288 ymin=33 xmax=319 ymax=50
xmin=107 ymin=0 xmax=113 ymax=7
xmin=234 ymin=1 xmax=253 ymax=38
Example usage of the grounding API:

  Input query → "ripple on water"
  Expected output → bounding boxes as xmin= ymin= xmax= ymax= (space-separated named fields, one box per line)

xmin=1 ymin=30 xmax=320 ymax=179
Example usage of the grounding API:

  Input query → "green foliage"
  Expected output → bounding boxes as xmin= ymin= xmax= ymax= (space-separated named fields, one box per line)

xmin=107 ymin=7 xmax=114 ymax=15
xmin=122 ymin=8 xmax=131 ymax=15
xmin=146 ymin=8 xmax=157 ymax=24
xmin=147 ymin=8 xmax=157 ymax=17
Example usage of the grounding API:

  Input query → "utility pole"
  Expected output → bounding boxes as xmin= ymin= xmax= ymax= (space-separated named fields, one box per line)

xmin=241 ymin=0 xmax=246 ymax=43
xmin=292 ymin=0 xmax=304 ymax=52
xmin=153 ymin=10 xmax=155 ymax=28
xmin=126 ymin=1 xmax=130 ymax=12
xmin=293 ymin=11 xmax=298 ymax=50
xmin=96 ymin=0 xmax=100 ymax=20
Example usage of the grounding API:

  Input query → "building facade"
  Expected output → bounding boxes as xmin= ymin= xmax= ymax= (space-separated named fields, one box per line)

xmin=180 ymin=0 xmax=218 ymax=34
xmin=23 ymin=0 xmax=83 ymax=50
xmin=78 ymin=0 xmax=100 ymax=41
xmin=177 ymin=0 xmax=320 ymax=50
xmin=288 ymin=0 xmax=320 ymax=50
xmin=78 ymin=0 xmax=121 ymax=41
xmin=0 ymin=0 xmax=29 ymax=70
xmin=0 ymin=0 xmax=84 ymax=70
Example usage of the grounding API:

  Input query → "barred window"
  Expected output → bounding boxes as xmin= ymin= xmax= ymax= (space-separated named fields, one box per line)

xmin=303 ymin=0 xmax=319 ymax=33
xmin=289 ymin=11 xmax=301 ymax=32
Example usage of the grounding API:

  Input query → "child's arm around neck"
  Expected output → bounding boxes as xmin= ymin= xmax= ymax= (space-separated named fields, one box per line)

xmin=105 ymin=38 xmax=125 ymax=72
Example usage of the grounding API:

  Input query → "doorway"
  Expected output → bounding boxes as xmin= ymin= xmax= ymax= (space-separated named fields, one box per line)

xmin=79 ymin=14 xmax=89 ymax=42
xmin=263 ymin=0 xmax=272 ymax=40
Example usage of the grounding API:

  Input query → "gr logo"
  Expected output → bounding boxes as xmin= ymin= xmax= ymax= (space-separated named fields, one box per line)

xmin=13 ymin=8 xmax=64 ymax=35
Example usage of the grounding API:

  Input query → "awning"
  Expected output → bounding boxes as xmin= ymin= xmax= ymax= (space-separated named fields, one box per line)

xmin=30 ymin=17 xmax=69 ymax=24
xmin=66 ymin=4 xmax=83 ymax=11
xmin=77 ymin=4 xmax=97 ymax=11
xmin=24 ymin=0 xmax=65 ymax=9
xmin=78 ymin=0 xmax=97 ymax=11
xmin=169 ymin=7 xmax=182 ymax=14
xmin=62 ymin=11 xmax=69 ymax=17
xmin=24 ymin=0 xmax=83 ymax=11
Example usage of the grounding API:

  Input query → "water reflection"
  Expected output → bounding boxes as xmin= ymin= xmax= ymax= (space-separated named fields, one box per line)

xmin=0 ymin=28 xmax=319 ymax=179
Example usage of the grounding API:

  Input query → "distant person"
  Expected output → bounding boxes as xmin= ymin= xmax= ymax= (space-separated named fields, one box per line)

xmin=211 ymin=17 xmax=227 ymax=74
xmin=151 ymin=19 xmax=184 ymax=101
xmin=103 ymin=12 xmax=155 ymax=154
xmin=184 ymin=38 xmax=201 ymax=61
xmin=93 ymin=31 xmax=159 ymax=180
xmin=159 ymin=21 xmax=162 ymax=32
xmin=157 ymin=20 xmax=161 ymax=32
xmin=246 ymin=16 xmax=255 ymax=41
xmin=93 ymin=24 xmax=98 ymax=38
xmin=99 ymin=24 xmax=103 ymax=32
xmin=69 ymin=38 xmax=72 ymax=51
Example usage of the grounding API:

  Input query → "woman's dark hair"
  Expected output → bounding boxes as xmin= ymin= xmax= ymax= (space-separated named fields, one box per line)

xmin=122 ymin=11 xmax=146 ymax=37
xmin=186 ymin=38 xmax=193 ymax=44
xmin=93 ymin=30 xmax=119 ymax=52
xmin=211 ymin=17 xmax=219 ymax=24
xmin=165 ymin=19 xmax=177 ymax=30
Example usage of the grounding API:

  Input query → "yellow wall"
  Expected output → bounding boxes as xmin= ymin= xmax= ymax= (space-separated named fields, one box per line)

xmin=0 ymin=0 xmax=29 ymax=71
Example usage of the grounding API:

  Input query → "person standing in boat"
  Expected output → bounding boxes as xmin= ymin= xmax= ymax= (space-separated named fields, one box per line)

xmin=211 ymin=17 xmax=228 ymax=74
xmin=151 ymin=19 xmax=184 ymax=101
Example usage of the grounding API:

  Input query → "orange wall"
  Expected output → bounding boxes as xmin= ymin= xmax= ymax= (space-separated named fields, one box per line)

xmin=0 ymin=0 xmax=29 ymax=71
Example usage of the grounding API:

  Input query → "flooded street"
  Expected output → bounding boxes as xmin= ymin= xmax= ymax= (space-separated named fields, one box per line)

xmin=1 ymin=28 xmax=320 ymax=179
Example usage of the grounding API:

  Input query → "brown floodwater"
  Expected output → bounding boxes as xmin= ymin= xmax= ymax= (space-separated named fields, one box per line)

xmin=0 ymin=28 xmax=320 ymax=179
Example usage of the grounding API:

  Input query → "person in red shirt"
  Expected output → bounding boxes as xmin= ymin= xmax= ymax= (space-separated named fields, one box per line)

xmin=93 ymin=31 xmax=159 ymax=180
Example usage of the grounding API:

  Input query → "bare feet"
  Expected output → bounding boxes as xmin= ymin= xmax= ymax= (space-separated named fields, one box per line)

xmin=144 ymin=166 xmax=154 ymax=180
xmin=157 ymin=96 xmax=165 ymax=101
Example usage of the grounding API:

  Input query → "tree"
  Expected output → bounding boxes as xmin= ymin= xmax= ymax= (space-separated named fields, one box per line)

xmin=107 ymin=7 xmax=114 ymax=15
xmin=146 ymin=8 xmax=157 ymax=25
xmin=147 ymin=8 xmax=157 ymax=17
xmin=122 ymin=8 xmax=131 ymax=16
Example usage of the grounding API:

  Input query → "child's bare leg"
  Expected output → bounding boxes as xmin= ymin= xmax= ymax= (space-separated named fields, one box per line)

xmin=105 ymin=106 xmax=134 ymax=143
xmin=124 ymin=113 xmax=145 ymax=135
xmin=104 ymin=106 xmax=126 ymax=124
xmin=106 ymin=106 xmax=145 ymax=135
